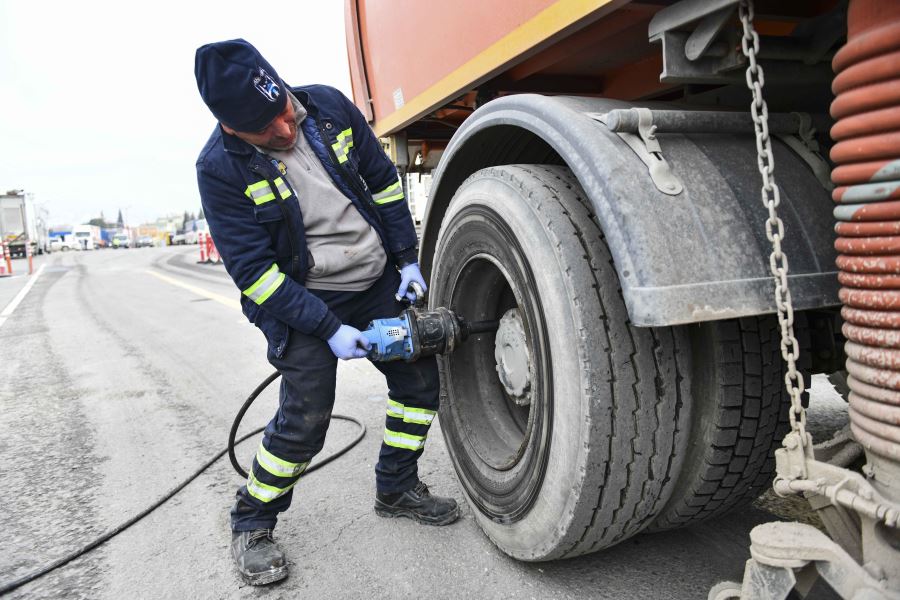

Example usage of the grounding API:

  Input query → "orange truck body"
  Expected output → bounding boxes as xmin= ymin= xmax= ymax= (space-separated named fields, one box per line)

xmin=345 ymin=0 xmax=833 ymax=139
xmin=345 ymin=0 xmax=646 ymax=136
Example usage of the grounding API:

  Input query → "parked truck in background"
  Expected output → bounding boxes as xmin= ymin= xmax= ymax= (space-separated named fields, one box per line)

xmin=0 ymin=190 xmax=50 ymax=256
xmin=346 ymin=0 xmax=900 ymax=591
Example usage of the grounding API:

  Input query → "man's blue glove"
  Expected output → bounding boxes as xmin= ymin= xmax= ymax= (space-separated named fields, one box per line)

xmin=397 ymin=262 xmax=427 ymax=303
xmin=327 ymin=324 xmax=371 ymax=360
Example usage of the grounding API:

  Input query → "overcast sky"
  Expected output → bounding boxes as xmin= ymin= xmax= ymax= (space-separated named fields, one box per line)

xmin=0 ymin=1 xmax=351 ymax=228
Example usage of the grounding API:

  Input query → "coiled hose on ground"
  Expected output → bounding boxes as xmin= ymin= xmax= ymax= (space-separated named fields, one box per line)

xmin=0 ymin=372 xmax=366 ymax=595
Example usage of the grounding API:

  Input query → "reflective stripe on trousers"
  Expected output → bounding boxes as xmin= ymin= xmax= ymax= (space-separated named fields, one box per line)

xmin=245 ymin=444 xmax=309 ymax=503
xmin=386 ymin=399 xmax=436 ymax=425
xmin=383 ymin=428 xmax=426 ymax=451
xmin=256 ymin=442 xmax=309 ymax=478
xmin=246 ymin=472 xmax=299 ymax=503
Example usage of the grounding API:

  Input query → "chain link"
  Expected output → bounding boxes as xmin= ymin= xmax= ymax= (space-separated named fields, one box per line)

xmin=738 ymin=0 xmax=809 ymax=452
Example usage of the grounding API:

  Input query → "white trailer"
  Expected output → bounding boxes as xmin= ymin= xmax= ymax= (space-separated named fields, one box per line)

xmin=72 ymin=224 xmax=100 ymax=250
xmin=0 ymin=190 xmax=49 ymax=256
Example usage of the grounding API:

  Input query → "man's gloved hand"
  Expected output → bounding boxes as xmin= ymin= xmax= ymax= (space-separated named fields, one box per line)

xmin=327 ymin=324 xmax=371 ymax=360
xmin=397 ymin=263 xmax=427 ymax=303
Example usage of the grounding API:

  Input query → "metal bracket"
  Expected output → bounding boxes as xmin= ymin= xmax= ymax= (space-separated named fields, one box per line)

xmin=685 ymin=7 xmax=736 ymax=61
xmin=770 ymin=453 xmax=900 ymax=596
xmin=709 ymin=522 xmax=900 ymax=600
xmin=591 ymin=107 xmax=830 ymax=195
xmin=588 ymin=109 xmax=684 ymax=196
xmin=648 ymin=0 xmax=837 ymax=86
xmin=649 ymin=0 xmax=743 ymax=84
xmin=649 ymin=0 xmax=740 ymax=41
xmin=776 ymin=430 xmax=814 ymax=481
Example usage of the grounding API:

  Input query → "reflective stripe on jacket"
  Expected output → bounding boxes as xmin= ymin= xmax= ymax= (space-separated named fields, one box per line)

xmin=196 ymin=84 xmax=417 ymax=357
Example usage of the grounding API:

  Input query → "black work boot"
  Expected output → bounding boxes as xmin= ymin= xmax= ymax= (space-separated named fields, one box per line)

xmin=375 ymin=481 xmax=460 ymax=525
xmin=231 ymin=529 xmax=288 ymax=586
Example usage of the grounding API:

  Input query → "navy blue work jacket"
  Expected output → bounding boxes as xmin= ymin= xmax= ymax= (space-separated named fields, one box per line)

xmin=196 ymin=84 xmax=417 ymax=358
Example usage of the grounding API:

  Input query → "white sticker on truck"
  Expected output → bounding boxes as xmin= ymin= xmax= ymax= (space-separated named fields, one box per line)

xmin=393 ymin=87 xmax=405 ymax=111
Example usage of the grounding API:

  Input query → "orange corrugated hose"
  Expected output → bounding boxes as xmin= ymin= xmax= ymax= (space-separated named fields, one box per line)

xmin=831 ymin=0 xmax=900 ymax=462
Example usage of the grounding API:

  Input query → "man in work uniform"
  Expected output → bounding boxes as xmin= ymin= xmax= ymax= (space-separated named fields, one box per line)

xmin=194 ymin=39 xmax=459 ymax=586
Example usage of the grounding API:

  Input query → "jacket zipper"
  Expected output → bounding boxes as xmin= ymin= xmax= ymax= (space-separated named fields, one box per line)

xmin=251 ymin=162 xmax=302 ymax=280
xmin=312 ymin=117 xmax=394 ymax=259
xmin=315 ymin=118 xmax=380 ymax=219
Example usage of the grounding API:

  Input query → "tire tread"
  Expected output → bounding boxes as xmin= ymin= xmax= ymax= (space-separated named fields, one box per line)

xmin=651 ymin=317 xmax=801 ymax=529
xmin=467 ymin=165 xmax=689 ymax=558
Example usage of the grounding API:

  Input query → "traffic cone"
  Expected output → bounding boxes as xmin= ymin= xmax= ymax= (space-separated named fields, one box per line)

xmin=0 ymin=241 xmax=11 ymax=277
xmin=198 ymin=232 xmax=207 ymax=263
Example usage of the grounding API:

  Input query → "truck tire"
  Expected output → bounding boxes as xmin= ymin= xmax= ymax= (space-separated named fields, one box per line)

xmin=648 ymin=317 xmax=794 ymax=530
xmin=431 ymin=165 xmax=692 ymax=560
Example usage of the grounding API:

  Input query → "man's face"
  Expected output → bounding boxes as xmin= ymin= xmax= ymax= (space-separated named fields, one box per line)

xmin=222 ymin=99 xmax=297 ymax=150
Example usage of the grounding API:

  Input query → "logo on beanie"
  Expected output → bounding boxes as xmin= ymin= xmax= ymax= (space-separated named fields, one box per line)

xmin=253 ymin=68 xmax=280 ymax=102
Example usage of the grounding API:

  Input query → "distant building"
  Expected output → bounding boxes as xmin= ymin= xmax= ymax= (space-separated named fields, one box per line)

xmin=136 ymin=225 xmax=160 ymax=238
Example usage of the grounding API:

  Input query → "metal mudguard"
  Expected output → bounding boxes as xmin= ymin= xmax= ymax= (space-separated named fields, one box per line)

xmin=419 ymin=94 xmax=839 ymax=326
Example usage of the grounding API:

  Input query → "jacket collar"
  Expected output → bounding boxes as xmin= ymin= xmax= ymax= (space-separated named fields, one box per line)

xmin=289 ymin=86 xmax=316 ymax=115
xmin=221 ymin=124 xmax=253 ymax=155
xmin=221 ymin=84 xmax=317 ymax=157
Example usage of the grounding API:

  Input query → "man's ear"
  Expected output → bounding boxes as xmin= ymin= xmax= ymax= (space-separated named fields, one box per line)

xmin=220 ymin=123 xmax=236 ymax=135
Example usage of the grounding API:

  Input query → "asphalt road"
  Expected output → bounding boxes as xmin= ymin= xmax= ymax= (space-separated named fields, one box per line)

xmin=0 ymin=247 xmax=848 ymax=599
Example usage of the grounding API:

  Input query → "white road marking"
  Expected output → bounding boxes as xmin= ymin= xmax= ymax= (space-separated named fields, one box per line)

xmin=145 ymin=269 xmax=240 ymax=311
xmin=0 ymin=264 xmax=46 ymax=329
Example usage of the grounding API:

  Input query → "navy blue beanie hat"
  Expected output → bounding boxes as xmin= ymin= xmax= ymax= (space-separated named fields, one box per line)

xmin=194 ymin=39 xmax=287 ymax=133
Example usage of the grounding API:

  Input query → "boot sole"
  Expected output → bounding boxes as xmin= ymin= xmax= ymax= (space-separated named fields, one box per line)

xmin=374 ymin=503 xmax=460 ymax=526
xmin=241 ymin=565 xmax=289 ymax=586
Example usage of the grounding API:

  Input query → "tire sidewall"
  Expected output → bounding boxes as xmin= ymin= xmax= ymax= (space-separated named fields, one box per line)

xmin=432 ymin=172 xmax=594 ymax=560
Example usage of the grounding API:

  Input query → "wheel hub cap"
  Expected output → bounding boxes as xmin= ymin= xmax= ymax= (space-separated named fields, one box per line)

xmin=494 ymin=308 xmax=532 ymax=405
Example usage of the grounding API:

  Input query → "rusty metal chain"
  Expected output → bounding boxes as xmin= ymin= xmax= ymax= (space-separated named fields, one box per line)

xmin=739 ymin=0 xmax=810 ymax=453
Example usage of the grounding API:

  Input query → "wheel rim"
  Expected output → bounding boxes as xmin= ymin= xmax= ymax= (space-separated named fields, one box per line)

xmin=437 ymin=206 xmax=553 ymax=523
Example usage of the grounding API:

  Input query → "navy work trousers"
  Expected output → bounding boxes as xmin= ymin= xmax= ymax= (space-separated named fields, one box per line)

xmin=231 ymin=267 xmax=440 ymax=532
